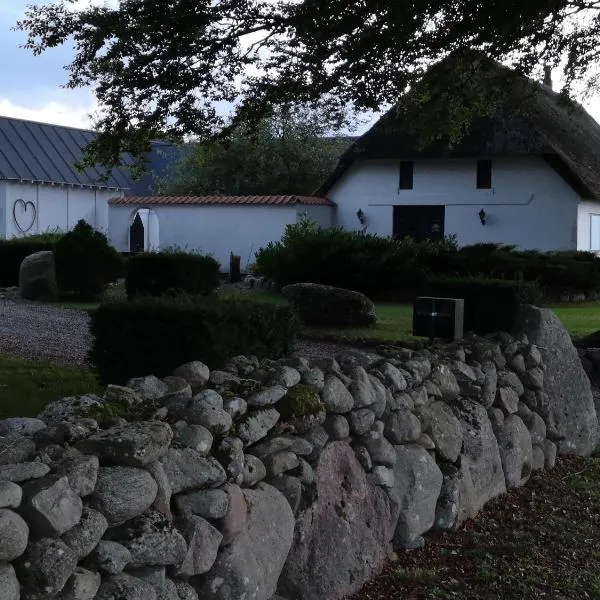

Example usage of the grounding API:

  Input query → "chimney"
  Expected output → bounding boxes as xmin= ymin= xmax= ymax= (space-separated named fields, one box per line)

xmin=543 ymin=65 xmax=553 ymax=89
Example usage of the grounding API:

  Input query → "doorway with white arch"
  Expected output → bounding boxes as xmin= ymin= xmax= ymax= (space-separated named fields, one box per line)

xmin=129 ymin=208 xmax=160 ymax=252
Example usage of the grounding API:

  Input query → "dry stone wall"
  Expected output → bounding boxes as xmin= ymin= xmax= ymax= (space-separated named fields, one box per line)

xmin=0 ymin=305 xmax=598 ymax=600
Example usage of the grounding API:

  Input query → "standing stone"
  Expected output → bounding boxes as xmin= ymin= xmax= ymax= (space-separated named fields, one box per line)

xmin=496 ymin=415 xmax=534 ymax=489
xmin=89 ymin=466 xmax=158 ymax=526
xmin=389 ymin=444 xmax=443 ymax=548
xmin=0 ymin=508 xmax=29 ymax=561
xmin=86 ymin=540 xmax=132 ymax=575
xmin=325 ymin=414 xmax=351 ymax=440
xmin=0 ymin=563 xmax=19 ymax=600
xmin=278 ymin=443 xmax=394 ymax=600
xmin=62 ymin=507 xmax=108 ymax=559
xmin=175 ymin=489 xmax=229 ymax=519
xmin=0 ymin=434 xmax=35 ymax=465
xmin=420 ymin=402 xmax=463 ymax=463
xmin=19 ymin=475 xmax=83 ymax=537
xmin=76 ymin=422 xmax=173 ymax=467
xmin=200 ymin=483 xmax=294 ymax=600
xmin=242 ymin=454 xmax=267 ymax=487
xmin=172 ymin=424 xmax=213 ymax=456
xmin=19 ymin=250 xmax=58 ymax=301
xmin=61 ymin=568 xmax=102 ymax=600
xmin=452 ymin=398 xmax=506 ymax=517
xmin=177 ymin=515 xmax=223 ymax=578
xmin=173 ymin=361 xmax=210 ymax=389
xmin=159 ymin=449 xmax=226 ymax=495
xmin=0 ymin=480 xmax=22 ymax=508
xmin=321 ymin=375 xmax=354 ymax=413
xmin=384 ymin=409 xmax=421 ymax=445
xmin=14 ymin=537 xmax=78 ymax=597
xmin=515 ymin=305 xmax=599 ymax=455
xmin=96 ymin=573 xmax=157 ymax=600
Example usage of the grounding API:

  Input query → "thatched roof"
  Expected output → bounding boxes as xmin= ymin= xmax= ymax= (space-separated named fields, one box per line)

xmin=317 ymin=57 xmax=600 ymax=200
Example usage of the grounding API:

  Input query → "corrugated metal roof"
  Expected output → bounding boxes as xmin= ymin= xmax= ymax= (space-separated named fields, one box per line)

xmin=0 ymin=115 xmax=134 ymax=189
xmin=109 ymin=195 xmax=336 ymax=206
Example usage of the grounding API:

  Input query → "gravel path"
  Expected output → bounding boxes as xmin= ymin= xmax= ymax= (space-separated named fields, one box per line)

xmin=0 ymin=299 xmax=92 ymax=365
xmin=0 ymin=298 xmax=361 ymax=368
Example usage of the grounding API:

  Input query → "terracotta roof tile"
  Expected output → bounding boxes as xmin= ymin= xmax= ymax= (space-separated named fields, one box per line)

xmin=109 ymin=194 xmax=335 ymax=207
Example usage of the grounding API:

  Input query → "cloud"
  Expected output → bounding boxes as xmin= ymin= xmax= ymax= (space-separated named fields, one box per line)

xmin=0 ymin=97 xmax=95 ymax=129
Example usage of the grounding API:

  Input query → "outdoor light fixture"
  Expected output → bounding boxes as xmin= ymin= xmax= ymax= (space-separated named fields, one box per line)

xmin=478 ymin=209 xmax=487 ymax=225
xmin=357 ymin=209 xmax=366 ymax=226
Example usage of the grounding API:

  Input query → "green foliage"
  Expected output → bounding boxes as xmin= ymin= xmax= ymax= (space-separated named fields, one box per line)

xmin=278 ymin=384 xmax=324 ymax=421
xmin=78 ymin=401 xmax=160 ymax=429
xmin=157 ymin=105 xmax=353 ymax=196
xmin=89 ymin=294 xmax=300 ymax=385
xmin=254 ymin=222 xmax=459 ymax=299
xmin=426 ymin=277 xmax=542 ymax=335
xmin=125 ymin=251 xmax=221 ymax=299
xmin=0 ymin=232 xmax=63 ymax=287
xmin=256 ymin=226 xmax=600 ymax=301
xmin=54 ymin=220 xmax=125 ymax=300
xmin=17 ymin=1 xmax=599 ymax=169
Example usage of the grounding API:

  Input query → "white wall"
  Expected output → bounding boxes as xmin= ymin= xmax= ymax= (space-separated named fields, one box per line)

xmin=2 ymin=181 xmax=122 ymax=239
xmin=329 ymin=157 xmax=581 ymax=251
xmin=109 ymin=204 xmax=301 ymax=269
xmin=297 ymin=205 xmax=334 ymax=228
xmin=577 ymin=200 xmax=600 ymax=251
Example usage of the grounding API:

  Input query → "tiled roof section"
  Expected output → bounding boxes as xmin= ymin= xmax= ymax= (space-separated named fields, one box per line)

xmin=109 ymin=195 xmax=336 ymax=206
xmin=0 ymin=115 xmax=133 ymax=189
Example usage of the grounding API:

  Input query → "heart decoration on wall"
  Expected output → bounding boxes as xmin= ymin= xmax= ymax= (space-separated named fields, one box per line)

xmin=13 ymin=198 xmax=37 ymax=234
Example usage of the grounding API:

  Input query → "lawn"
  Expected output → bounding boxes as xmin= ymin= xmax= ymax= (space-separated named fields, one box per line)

xmin=350 ymin=455 xmax=600 ymax=599
xmin=0 ymin=355 xmax=102 ymax=419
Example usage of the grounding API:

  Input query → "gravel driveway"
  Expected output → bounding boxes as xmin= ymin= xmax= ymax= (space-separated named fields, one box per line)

xmin=0 ymin=297 xmax=358 ymax=368
xmin=0 ymin=299 xmax=92 ymax=365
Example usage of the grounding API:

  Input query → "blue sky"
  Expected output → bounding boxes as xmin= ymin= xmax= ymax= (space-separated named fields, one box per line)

xmin=1 ymin=1 xmax=600 ymax=131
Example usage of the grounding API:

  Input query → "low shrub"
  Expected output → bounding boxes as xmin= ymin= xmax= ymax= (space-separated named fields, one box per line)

xmin=54 ymin=220 xmax=124 ymax=300
xmin=424 ymin=277 xmax=543 ymax=335
xmin=0 ymin=232 xmax=63 ymax=287
xmin=89 ymin=294 xmax=300 ymax=384
xmin=126 ymin=251 xmax=221 ymax=299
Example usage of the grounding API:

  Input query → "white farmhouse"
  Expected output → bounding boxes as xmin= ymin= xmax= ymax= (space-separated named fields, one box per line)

xmin=0 ymin=116 xmax=133 ymax=238
xmin=317 ymin=65 xmax=600 ymax=252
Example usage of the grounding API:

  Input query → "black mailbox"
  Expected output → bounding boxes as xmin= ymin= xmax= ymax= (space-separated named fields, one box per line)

xmin=413 ymin=297 xmax=464 ymax=342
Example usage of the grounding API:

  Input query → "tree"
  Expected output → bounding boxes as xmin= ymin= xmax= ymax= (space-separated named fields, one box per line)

xmin=16 ymin=0 xmax=600 ymax=169
xmin=157 ymin=105 xmax=354 ymax=196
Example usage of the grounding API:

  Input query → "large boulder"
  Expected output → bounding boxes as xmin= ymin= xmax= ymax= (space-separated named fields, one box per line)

xmin=19 ymin=250 xmax=59 ymax=302
xmin=282 ymin=283 xmax=376 ymax=328
xmin=388 ymin=444 xmax=443 ymax=548
xmin=452 ymin=398 xmax=506 ymax=520
xmin=277 ymin=442 xmax=395 ymax=600
xmin=199 ymin=483 xmax=294 ymax=600
xmin=514 ymin=305 xmax=600 ymax=455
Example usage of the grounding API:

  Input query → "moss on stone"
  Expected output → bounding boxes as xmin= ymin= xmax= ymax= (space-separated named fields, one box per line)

xmin=278 ymin=384 xmax=324 ymax=421
xmin=78 ymin=400 xmax=159 ymax=428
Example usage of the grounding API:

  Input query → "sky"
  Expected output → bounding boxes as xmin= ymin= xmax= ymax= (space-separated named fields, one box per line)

xmin=2 ymin=0 xmax=600 ymax=132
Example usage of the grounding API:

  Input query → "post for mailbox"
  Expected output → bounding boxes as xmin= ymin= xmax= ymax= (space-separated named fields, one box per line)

xmin=413 ymin=297 xmax=465 ymax=343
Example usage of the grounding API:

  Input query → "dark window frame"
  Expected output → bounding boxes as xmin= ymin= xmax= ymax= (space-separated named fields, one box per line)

xmin=477 ymin=159 xmax=492 ymax=189
xmin=399 ymin=160 xmax=414 ymax=190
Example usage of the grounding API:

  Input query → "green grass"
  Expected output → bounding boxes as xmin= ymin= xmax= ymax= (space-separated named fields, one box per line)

xmin=0 ymin=355 xmax=103 ymax=418
xmin=545 ymin=303 xmax=600 ymax=339
xmin=352 ymin=456 xmax=600 ymax=600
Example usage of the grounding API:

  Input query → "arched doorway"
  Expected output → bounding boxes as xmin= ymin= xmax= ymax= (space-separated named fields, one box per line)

xmin=129 ymin=208 xmax=160 ymax=253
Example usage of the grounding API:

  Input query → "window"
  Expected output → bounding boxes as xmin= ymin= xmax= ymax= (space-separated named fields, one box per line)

xmin=399 ymin=161 xmax=414 ymax=190
xmin=476 ymin=159 xmax=492 ymax=189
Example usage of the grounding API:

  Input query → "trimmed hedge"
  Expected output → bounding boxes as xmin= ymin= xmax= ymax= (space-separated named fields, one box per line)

xmin=254 ymin=221 xmax=600 ymax=301
xmin=54 ymin=220 xmax=125 ymax=300
xmin=425 ymin=277 xmax=543 ymax=335
xmin=126 ymin=251 xmax=221 ymax=299
xmin=0 ymin=233 xmax=62 ymax=287
xmin=89 ymin=294 xmax=300 ymax=384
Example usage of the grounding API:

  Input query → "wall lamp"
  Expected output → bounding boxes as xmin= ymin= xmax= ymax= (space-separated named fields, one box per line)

xmin=478 ymin=209 xmax=487 ymax=226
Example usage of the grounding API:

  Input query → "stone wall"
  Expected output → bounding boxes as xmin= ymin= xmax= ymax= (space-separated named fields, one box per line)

xmin=0 ymin=306 xmax=598 ymax=600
